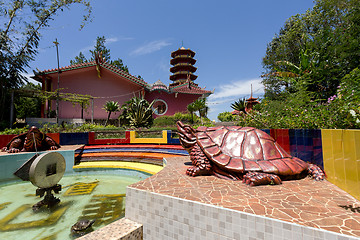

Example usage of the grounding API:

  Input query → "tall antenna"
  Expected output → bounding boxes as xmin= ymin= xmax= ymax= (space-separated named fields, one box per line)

xmin=181 ymin=40 xmax=184 ymax=47
xmin=53 ymin=39 xmax=60 ymax=123
xmin=250 ymin=84 xmax=253 ymax=98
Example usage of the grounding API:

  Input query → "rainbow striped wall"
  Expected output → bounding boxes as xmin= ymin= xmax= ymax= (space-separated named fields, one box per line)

xmin=0 ymin=129 xmax=359 ymax=199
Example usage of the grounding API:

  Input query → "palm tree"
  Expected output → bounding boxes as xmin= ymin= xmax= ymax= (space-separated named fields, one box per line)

xmin=103 ymin=101 xmax=119 ymax=125
xmin=187 ymin=102 xmax=196 ymax=123
xmin=231 ymin=98 xmax=247 ymax=114
xmin=192 ymin=98 xmax=208 ymax=123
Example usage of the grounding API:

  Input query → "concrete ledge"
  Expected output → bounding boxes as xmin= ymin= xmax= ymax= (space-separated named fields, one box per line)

xmin=77 ymin=218 xmax=142 ymax=240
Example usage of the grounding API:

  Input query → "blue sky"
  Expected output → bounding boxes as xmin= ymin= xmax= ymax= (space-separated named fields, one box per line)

xmin=26 ymin=0 xmax=316 ymax=121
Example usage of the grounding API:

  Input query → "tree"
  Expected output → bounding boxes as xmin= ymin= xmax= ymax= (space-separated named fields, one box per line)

xmin=70 ymin=36 xmax=129 ymax=73
xmin=262 ymin=0 xmax=360 ymax=100
xmin=192 ymin=98 xmax=208 ymax=123
xmin=103 ymin=101 xmax=119 ymax=125
xmin=0 ymin=0 xmax=92 ymax=128
xmin=187 ymin=102 xmax=196 ymax=124
xmin=89 ymin=36 xmax=110 ymax=62
xmin=69 ymin=52 xmax=87 ymax=65
xmin=14 ymin=82 xmax=42 ymax=119
xmin=111 ymin=58 xmax=129 ymax=73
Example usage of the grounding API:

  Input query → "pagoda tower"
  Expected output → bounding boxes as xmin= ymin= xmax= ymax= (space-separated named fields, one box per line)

xmin=169 ymin=47 xmax=197 ymax=87
xmin=245 ymin=84 xmax=260 ymax=112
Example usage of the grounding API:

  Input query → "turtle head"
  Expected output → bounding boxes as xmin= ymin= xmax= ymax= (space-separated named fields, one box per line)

xmin=24 ymin=126 xmax=44 ymax=151
xmin=176 ymin=121 xmax=196 ymax=150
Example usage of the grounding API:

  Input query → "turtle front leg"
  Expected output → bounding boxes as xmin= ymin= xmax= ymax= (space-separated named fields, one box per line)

xmin=6 ymin=139 xmax=23 ymax=153
xmin=243 ymin=172 xmax=282 ymax=186
xmin=308 ymin=164 xmax=325 ymax=181
xmin=187 ymin=144 xmax=212 ymax=177
xmin=44 ymin=136 xmax=59 ymax=150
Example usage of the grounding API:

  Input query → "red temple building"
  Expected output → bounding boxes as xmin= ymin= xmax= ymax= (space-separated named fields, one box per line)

xmin=32 ymin=47 xmax=212 ymax=121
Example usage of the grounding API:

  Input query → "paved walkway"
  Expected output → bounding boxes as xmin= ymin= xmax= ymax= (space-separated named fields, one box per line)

xmin=130 ymin=156 xmax=360 ymax=238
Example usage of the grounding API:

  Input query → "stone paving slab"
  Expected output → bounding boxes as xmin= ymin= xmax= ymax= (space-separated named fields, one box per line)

xmin=130 ymin=156 xmax=360 ymax=238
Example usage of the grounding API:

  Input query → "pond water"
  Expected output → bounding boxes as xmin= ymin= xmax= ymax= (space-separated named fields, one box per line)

xmin=0 ymin=173 xmax=144 ymax=240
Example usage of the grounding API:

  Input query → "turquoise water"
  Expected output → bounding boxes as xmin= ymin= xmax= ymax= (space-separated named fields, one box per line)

xmin=0 ymin=173 xmax=143 ymax=240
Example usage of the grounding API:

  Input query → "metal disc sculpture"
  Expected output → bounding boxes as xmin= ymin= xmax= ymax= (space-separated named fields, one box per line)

xmin=177 ymin=121 xmax=325 ymax=186
xmin=14 ymin=152 xmax=66 ymax=211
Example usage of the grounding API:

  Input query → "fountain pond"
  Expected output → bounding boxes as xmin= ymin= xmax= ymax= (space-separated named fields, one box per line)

xmin=0 ymin=169 xmax=151 ymax=240
xmin=0 ymin=148 xmax=163 ymax=240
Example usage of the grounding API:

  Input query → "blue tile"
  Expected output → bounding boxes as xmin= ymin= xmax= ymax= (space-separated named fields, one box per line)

xmin=167 ymin=130 xmax=180 ymax=144
xmin=289 ymin=129 xmax=297 ymax=158
xmin=312 ymin=129 xmax=324 ymax=168
xmin=60 ymin=132 xmax=89 ymax=145
xmin=261 ymin=129 xmax=270 ymax=135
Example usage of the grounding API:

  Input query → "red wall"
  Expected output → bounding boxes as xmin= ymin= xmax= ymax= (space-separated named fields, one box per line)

xmin=47 ymin=67 xmax=143 ymax=119
xmin=145 ymin=91 xmax=200 ymax=118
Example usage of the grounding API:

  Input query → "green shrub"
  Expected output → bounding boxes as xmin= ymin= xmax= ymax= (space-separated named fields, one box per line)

xmin=153 ymin=115 xmax=176 ymax=127
xmin=0 ymin=126 xmax=29 ymax=135
xmin=217 ymin=112 xmax=239 ymax=122
xmin=173 ymin=112 xmax=196 ymax=123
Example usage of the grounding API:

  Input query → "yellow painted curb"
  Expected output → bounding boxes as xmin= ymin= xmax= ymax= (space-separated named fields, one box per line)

xmin=73 ymin=161 xmax=164 ymax=175
xmin=129 ymin=130 xmax=168 ymax=144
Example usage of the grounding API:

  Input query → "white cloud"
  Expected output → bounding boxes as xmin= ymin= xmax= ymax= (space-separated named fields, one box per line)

xmin=79 ymin=44 xmax=93 ymax=53
xmin=209 ymin=78 xmax=264 ymax=100
xmin=105 ymin=37 xmax=118 ymax=44
xmin=21 ymin=73 xmax=41 ymax=85
xmin=207 ymin=78 xmax=264 ymax=121
xmin=130 ymin=40 xmax=171 ymax=56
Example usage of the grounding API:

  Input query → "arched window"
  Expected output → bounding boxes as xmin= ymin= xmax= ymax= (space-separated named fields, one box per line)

xmin=152 ymin=99 xmax=168 ymax=116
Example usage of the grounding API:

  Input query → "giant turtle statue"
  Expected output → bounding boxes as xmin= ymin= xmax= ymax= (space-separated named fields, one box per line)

xmin=1 ymin=126 xmax=60 ymax=153
xmin=177 ymin=121 xmax=325 ymax=186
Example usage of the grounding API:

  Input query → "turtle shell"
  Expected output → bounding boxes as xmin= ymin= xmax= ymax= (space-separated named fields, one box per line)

xmin=195 ymin=126 xmax=308 ymax=175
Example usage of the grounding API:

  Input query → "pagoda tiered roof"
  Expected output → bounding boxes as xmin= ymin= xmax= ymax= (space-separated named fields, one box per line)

xmin=170 ymin=63 xmax=197 ymax=73
xmin=169 ymin=81 xmax=212 ymax=96
xmin=169 ymin=47 xmax=198 ymax=84
xmin=169 ymin=72 xmax=197 ymax=81
xmin=170 ymin=47 xmax=195 ymax=58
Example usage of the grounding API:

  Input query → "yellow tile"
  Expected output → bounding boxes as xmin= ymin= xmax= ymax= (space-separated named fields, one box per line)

xmin=343 ymin=130 xmax=358 ymax=197
xmin=331 ymin=130 xmax=346 ymax=190
xmin=130 ymin=130 xmax=168 ymax=144
xmin=352 ymin=130 xmax=360 ymax=200
xmin=321 ymin=129 xmax=335 ymax=183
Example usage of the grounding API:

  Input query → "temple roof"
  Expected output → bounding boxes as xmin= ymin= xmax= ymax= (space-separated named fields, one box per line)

xmin=169 ymin=82 xmax=213 ymax=96
xmin=32 ymin=60 xmax=150 ymax=89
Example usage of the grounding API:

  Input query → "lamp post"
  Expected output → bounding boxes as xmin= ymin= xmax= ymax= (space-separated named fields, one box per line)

xmin=53 ymin=39 xmax=60 ymax=124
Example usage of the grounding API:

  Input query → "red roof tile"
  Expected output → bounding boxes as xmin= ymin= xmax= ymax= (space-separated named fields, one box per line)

xmin=33 ymin=61 xmax=150 ymax=89
xmin=169 ymin=82 xmax=212 ymax=95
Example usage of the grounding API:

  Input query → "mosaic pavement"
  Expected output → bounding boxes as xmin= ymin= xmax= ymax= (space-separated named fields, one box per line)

xmin=130 ymin=156 xmax=360 ymax=238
